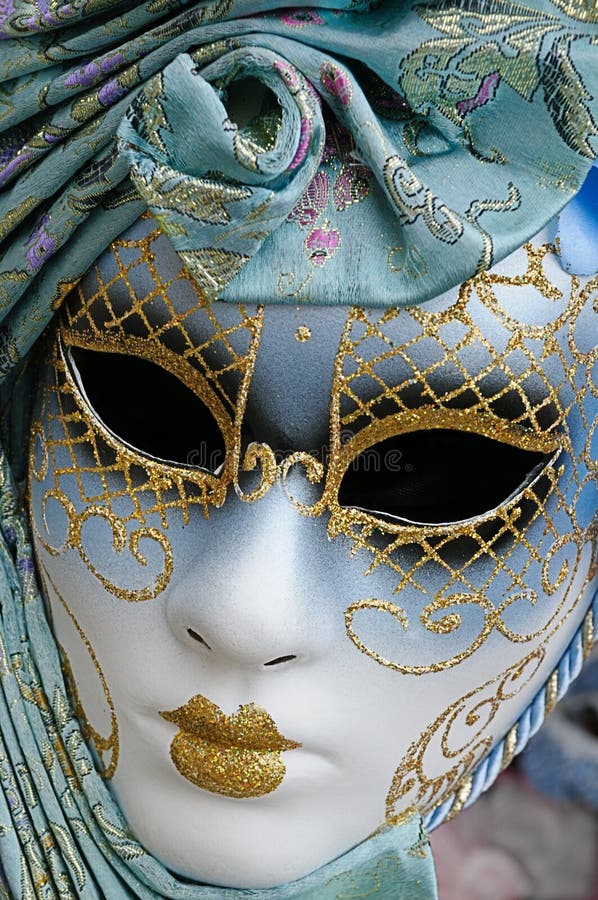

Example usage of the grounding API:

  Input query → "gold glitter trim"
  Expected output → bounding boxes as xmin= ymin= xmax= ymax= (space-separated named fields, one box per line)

xmin=444 ymin=775 xmax=472 ymax=822
xmin=29 ymin=225 xmax=265 ymax=601
xmin=582 ymin=608 xmax=595 ymax=660
xmin=295 ymin=325 xmax=312 ymax=343
xmin=500 ymin=724 xmax=519 ymax=770
xmin=544 ymin=669 xmax=560 ymax=716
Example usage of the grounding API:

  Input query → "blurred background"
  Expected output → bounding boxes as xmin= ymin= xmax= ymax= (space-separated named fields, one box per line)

xmin=430 ymin=647 xmax=598 ymax=900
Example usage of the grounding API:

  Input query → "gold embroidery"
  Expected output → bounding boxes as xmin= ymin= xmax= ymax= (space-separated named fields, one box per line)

xmin=548 ymin=0 xmax=598 ymax=23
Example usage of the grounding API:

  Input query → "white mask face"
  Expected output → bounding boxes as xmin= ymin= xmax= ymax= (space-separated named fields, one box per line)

xmin=29 ymin=216 xmax=597 ymax=889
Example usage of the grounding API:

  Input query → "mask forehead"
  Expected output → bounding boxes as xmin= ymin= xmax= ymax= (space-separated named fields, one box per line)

xmin=66 ymin=217 xmax=587 ymax=458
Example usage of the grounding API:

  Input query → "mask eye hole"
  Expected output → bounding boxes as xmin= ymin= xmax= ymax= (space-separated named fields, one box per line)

xmin=67 ymin=346 xmax=227 ymax=474
xmin=338 ymin=429 xmax=553 ymax=526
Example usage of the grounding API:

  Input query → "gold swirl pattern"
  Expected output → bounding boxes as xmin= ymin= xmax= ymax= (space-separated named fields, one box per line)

xmin=386 ymin=648 xmax=546 ymax=824
xmin=388 ymin=600 xmax=596 ymax=826
xmin=39 ymin=566 xmax=120 ymax=779
xmin=235 ymin=442 xmax=278 ymax=503
xmin=34 ymin=486 xmax=173 ymax=603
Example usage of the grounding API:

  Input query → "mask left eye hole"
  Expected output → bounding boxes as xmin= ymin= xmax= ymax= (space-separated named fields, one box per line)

xmin=338 ymin=429 xmax=553 ymax=526
xmin=67 ymin=346 xmax=227 ymax=473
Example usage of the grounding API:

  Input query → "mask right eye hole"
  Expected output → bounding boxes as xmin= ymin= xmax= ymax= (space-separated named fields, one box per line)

xmin=338 ymin=429 xmax=554 ymax=526
xmin=67 ymin=346 xmax=227 ymax=474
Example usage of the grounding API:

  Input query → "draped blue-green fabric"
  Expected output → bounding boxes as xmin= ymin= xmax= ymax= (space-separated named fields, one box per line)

xmin=0 ymin=0 xmax=595 ymax=369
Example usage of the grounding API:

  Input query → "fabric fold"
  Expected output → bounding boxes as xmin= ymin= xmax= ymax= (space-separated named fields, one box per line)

xmin=119 ymin=48 xmax=326 ymax=298
xmin=0 ymin=0 xmax=594 ymax=350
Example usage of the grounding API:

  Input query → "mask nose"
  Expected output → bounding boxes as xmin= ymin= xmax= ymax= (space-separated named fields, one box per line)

xmin=165 ymin=481 xmax=334 ymax=669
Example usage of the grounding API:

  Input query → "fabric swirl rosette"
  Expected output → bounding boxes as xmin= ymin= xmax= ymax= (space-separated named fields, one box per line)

xmin=118 ymin=45 xmax=327 ymax=301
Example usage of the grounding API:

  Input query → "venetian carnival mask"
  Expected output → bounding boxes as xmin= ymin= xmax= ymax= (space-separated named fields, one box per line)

xmin=28 ymin=210 xmax=598 ymax=888
xmin=1 ymin=0 xmax=592 ymax=891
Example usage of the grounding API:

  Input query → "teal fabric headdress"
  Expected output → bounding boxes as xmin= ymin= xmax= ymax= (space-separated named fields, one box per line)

xmin=0 ymin=0 xmax=596 ymax=371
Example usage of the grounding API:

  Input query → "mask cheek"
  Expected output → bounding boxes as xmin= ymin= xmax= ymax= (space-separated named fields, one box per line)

xmin=37 ymin=563 xmax=120 ymax=780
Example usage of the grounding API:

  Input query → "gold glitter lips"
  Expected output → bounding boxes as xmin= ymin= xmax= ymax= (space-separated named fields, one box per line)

xmin=159 ymin=695 xmax=301 ymax=798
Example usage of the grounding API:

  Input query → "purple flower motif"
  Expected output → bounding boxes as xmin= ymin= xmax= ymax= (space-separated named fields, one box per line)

xmin=0 ymin=0 xmax=15 ymax=36
xmin=319 ymin=62 xmax=352 ymax=108
xmin=0 ymin=150 xmax=32 ymax=188
xmin=26 ymin=0 xmax=53 ymax=27
xmin=0 ymin=139 xmax=20 ymax=166
xmin=333 ymin=164 xmax=370 ymax=211
xmin=288 ymin=171 xmax=329 ymax=227
xmin=23 ymin=0 xmax=74 ymax=33
xmin=273 ymin=58 xmax=301 ymax=92
xmin=25 ymin=214 xmax=56 ymax=272
xmin=456 ymin=72 xmax=500 ymax=118
xmin=281 ymin=8 xmax=324 ymax=27
xmin=18 ymin=556 xmax=35 ymax=577
xmin=101 ymin=52 xmax=124 ymax=74
xmin=65 ymin=53 xmax=125 ymax=89
xmin=305 ymin=222 xmax=340 ymax=266
xmin=65 ymin=61 xmax=101 ymax=88
xmin=289 ymin=116 xmax=312 ymax=170
xmin=98 ymin=79 xmax=127 ymax=107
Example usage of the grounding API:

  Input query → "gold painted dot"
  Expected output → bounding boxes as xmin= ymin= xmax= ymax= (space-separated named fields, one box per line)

xmin=295 ymin=325 xmax=312 ymax=343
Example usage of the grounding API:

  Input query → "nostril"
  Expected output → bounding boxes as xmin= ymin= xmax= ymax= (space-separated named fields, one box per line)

xmin=187 ymin=628 xmax=212 ymax=650
xmin=264 ymin=654 xmax=297 ymax=667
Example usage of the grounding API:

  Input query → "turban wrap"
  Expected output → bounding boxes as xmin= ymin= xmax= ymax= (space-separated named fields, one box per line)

xmin=0 ymin=0 xmax=595 ymax=896
xmin=0 ymin=0 xmax=596 ymax=371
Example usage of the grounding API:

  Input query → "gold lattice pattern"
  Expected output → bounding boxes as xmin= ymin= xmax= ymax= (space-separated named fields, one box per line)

xmin=45 ymin=224 xmax=263 ymax=515
xmin=30 ymin=225 xmax=265 ymax=601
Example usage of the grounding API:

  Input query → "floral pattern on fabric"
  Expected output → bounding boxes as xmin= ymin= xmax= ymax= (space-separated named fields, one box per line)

xmin=0 ymin=0 xmax=593 ymax=360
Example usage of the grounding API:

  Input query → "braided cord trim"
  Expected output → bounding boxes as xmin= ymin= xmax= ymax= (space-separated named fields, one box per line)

xmin=425 ymin=590 xmax=597 ymax=830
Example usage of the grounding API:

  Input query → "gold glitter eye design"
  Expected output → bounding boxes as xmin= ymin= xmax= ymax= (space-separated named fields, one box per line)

xmin=67 ymin=345 xmax=227 ymax=474
xmin=337 ymin=421 xmax=556 ymax=526
xmin=29 ymin=223 xmax=269 ymax=604
xmin=277 ymin=244 xmax=596 ymax=677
